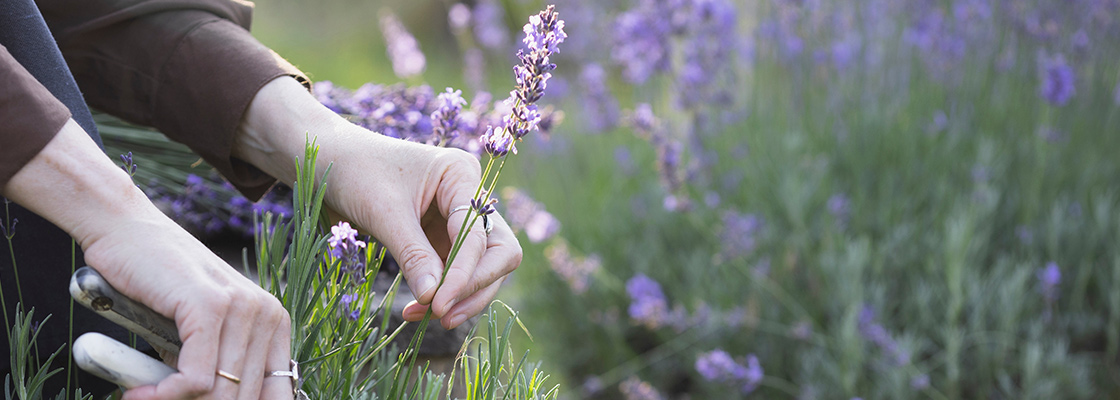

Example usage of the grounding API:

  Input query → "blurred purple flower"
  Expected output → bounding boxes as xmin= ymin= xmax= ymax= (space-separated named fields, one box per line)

xmin=1113 ymin=82 xmax=1120 ymax=105
xmin=579 ymin=63 xmax=620 ymax=133
xmin=448 ymin=3 xmax=471 ymax=31
xmin=695 ymin=350 xmax=763 ymax=394
xmin=582 ymin=376 xmax=604 ymax=396
xmin=720 ymin=211 xmax=763 ymax=259
xmin=619 ymin=376 xmax=664 ymax=400
xmin=615 ymin=146 xmax=635 ymax=175
xmin=544 ymin=242 xmax=599 ymax=294
xmin=613 ymin=1 xmax=672 ymax=84
xmin=1072 ymin=29 xmax=1089 ymax=52
xmin=703 ymin=191 xmax=721 ymax=208
xmin=626 ymin=274 xmax=669 ymax=328
xmin=1038 ymin=261 xmax=1061 ymax=302
xmin=911 ymin=374 xmax=930 ymax=390
xmin=828 ymin=193 xmax=850 ymax=228
xmin=791 ymin=321 xmax=813 ymax=340
xmin=858 ymin=306 xmax=909 ymax=366
xmin=472 ymin=0 xmax=510 ymax=50
xmin=695 ymin=349 xmax=740 ymax=381
xmin=380 ymin=11 xmax=426 ymax=79
xmin=1016 ymin=225 xmax=1035 ymax=245
xmin=1038 ymin=53 xmax=1075 ymax=106
xmin=502 ymin=187 xmax=560 ymax=243
xmin=677 ymin=0 xmax=738 ymax=108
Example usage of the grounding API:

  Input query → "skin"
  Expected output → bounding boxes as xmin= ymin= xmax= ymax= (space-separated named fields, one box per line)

xmin=1 ymin=76 xmax=522 ymax=399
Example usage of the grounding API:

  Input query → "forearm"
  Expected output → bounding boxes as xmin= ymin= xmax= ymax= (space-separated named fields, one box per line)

xmin=1 ymin=119 xmax=160 ymax=253
xmin=233 ymin=77 xmax=365 ymax=185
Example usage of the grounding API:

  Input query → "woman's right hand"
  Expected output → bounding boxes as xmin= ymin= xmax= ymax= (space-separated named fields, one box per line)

xmin=3 ymin=119 xmax=293 ymax=400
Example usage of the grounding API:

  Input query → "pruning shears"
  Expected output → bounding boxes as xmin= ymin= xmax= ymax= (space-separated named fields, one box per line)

xmin=69 ymin=266 xmax=308 ymax=398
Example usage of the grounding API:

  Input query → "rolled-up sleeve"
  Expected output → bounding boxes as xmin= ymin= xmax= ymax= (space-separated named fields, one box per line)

xmin=0 ymin=45 xmax=72 ymax=192
xmin=40 ymin=0 xmax=310 ymax=199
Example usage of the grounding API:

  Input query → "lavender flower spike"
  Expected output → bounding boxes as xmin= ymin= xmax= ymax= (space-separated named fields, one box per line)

xmin=380 ymin=11 xmax=426 ymax=79
xmin=1038 ymin=53 xmax=1075 ymax=107
xmin=431 ymin=88 xmax=467 ymax=145
xmin=479 ymin=5 xmax=566 ymax=157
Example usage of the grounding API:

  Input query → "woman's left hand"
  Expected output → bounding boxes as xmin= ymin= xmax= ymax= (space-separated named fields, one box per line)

xmin=234 ymin=77 xmax=523 ymax=329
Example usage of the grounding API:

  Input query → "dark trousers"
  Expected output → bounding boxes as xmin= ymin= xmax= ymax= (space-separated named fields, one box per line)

xmin=1 ymin=0 xmax=133 ymax=397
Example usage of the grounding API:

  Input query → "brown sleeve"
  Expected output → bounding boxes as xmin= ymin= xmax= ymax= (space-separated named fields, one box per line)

xmin=0 ymin=45 xmax=72 ymax=192
xmin=40 ymin=1 xmax=310 ymax=200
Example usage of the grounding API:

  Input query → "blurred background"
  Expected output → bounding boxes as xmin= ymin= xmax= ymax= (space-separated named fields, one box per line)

xmin=130 ymin=0 xmax=1120 ymax=398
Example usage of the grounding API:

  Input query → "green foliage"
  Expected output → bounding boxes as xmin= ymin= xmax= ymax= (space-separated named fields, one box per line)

xmin=497 ymin=4 xmax=1120 ymax=400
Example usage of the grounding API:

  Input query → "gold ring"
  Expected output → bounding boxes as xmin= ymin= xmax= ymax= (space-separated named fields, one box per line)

xmin=216 ymin=369 xmax=241 ymax=384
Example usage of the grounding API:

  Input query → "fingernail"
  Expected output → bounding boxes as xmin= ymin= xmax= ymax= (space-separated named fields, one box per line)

xmin=443 ymin=298 xmax=458 ymax=315
xmin=416 ymin=275 xmax=438 ymax=299
xmin=447 ymin=314 xmax=466 ymax=329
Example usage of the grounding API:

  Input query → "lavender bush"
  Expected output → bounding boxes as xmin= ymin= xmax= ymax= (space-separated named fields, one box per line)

xmin=92 ymin=0 xmax=1120 ymax=398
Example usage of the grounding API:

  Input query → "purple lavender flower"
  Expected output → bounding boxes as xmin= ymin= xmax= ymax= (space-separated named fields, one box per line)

xmin=612 ymin=3 xmax=672 ymax=84
xmin=720 ymin=211 xmax=763 ymax=260
xmin=381 ymin=11 xmax=427 ymax=79
xmin=472 ymin=0 xmax=510 ymax=50
xmin=480 ymin=5 xmax=566 ymax=157
xmin=481 ymin=126 xmax=515 ymax=156
xmin=329 ymin=222 xmax=368 ymax=284
xmin=695 ymin=349 xmax=740 ymax=381
xmin=119 ymin=152 xmax=137 ymax=177
xmin=911 ymin=374 xmax=931 ymax=390
xmin=1113 ymin=82 xmax=1120 ymax=106
xmin=741 ymin=355 xmax=763 ymax=393
xmin=431 ymin=88 xmax=467 ymax=145
xmin=1038 ymin=261 xmax=1061 ymax=302
xmin=448 ymin=3 xmax=471 ymax=31
xmin=579 ymin=63 xmax=620 ymax=133
xmin=0 ymin=214 xmax=16 ymax=240
xmin=1038 ymin=53 xmax=1075 ymax=106
xmin=827 ymin=193 xmax=850 ymax=227
xmin=619 ymin=376 xmax=664 ymax=400
xmin=858 ymin=306 xmax=909 ymax=366
xmin=1016 ymin=225 xmax=1035 ymax=245
xmin=626 ymin=274 xmax=669 ymax=328
xmin=543 ymin=243 xmax=598 ymax=294
xmin=615 ymin=145 xmax=636 ymax=175
xmin=791 ymin=321 xmax=813 ymax=340
xmin=502 ymin=187 xmax=560 ymax=243
xmin=1072 ymin=29 xmax=1090 ymax=52
xmin=695 ymin=350 xmax=763 ymax=394
xmin=339 ymin=293 xmax=360 ymax=321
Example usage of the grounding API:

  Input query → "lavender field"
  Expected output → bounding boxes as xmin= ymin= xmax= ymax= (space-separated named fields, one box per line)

xmin=123 ymin=0 xmax=1120 ymax=398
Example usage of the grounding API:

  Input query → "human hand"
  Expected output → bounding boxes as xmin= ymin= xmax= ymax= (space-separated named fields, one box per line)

xmin=234 ymin=77 xmax=523 ymax=329
xmin=4 ymin=120 xmax=293 ymax=400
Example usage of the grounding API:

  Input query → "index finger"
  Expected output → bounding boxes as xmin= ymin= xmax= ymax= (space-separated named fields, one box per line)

xmin=123 ymin=298 xmax=226 ymax=400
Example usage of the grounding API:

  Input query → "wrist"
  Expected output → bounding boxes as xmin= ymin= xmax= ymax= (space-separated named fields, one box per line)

xmin=3 ymin=119 xmax=160 ymax=250
xmin=234 ymin=76 xmax=384 ymax=186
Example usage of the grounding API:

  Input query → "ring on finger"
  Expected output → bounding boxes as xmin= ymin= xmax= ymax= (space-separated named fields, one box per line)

xmin=449 ymin=204 xmax=493 ymax=236
xmin=267 ymin=360 xmax=302 ymax=397
xmin=448 ymin=205 xmax=471 ymax=219
xmin=216 ymin=369 xmax=241 ymax=384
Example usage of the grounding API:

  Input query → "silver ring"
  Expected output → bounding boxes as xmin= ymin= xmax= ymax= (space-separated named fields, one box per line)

xmin=266 ymin=360 xmax=301 ymax=395
xmin=448 ymin=205 xmax=471 ymax=219
xmin=449 ymin=204 xmax=492 ymax=236
xmin=216 ymin=369 xmax=241 ymax=384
